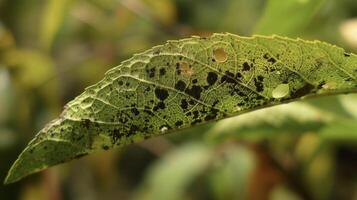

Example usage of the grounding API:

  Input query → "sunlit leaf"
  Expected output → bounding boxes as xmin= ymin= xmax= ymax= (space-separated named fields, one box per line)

xmin=5 ymin=33 xmax=357 ymax=184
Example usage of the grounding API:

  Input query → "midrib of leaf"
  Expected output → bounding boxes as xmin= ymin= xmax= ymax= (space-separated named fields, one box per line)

xmin=5 ymin=33 xmax=357 ymax=184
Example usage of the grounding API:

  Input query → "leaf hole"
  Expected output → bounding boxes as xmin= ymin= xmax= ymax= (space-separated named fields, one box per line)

xmin=213 ymin=48 xmax=228 ymax=63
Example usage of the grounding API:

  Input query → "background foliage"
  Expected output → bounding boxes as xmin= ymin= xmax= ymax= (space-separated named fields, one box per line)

xmin=0 ymin=0 xmax=357 ymax=199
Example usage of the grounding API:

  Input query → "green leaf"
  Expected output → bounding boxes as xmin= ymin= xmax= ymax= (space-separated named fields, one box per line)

xmin=320 ymin=120 xmax=357 ymax=142
xmin=5 ymin=33 xmax=357 ymax=184
xmin=208 ymin=145 xmax=255 ymax=200
xmin=205 ymin=102 xmax=332 ymax=142
xmin=133 ymin=143 xmax=212 ymax=200
xmin=40 ymin=0 xmax=73 ymax=50
xmin=255 ymin=0 xmax=326 ymax=36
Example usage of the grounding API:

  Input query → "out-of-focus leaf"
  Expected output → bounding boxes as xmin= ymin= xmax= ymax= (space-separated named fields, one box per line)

xmin=294 ymin=132 xmax=335 ymax=200
xmin=141 ymin=0 xmax=177 ymax=26
xmin=205 ymin=102 xmax=331 ymax=142
xmin=305 ymin=96 xmax=353 ymax=119
xmin=255 ymin=0 xmax=327 ymax=36
xmin=295 ymin=133 xmax=321 ymax=163
xmin=209 ymin=145 xmax=255 ymax=200
xmin=2 ymin=49 xmax=61 ymax=116
xmin=40 ymin=0 xmax=73 ymax=50
xmin=0 ymin=22 xmax=15 ymax=50
xmin=304 ymin=144 xmax=335 ymax=200
xmin=218 ymin=0 xmax=264 ymax=34
xmin=133 ymin=143 xmax=212 ymax=200
xmin=0 ymin=128 xmax=16 ymax=150
xmin=270 ymin=185 xmax=303 ymax=200
xmin=339 ymin=94 xmax=357 ymax=119
xmin=176 ymin=0 xmax=263 ymax=34
xmin=0 ymin=68 xmax=13 ymax=123
xmin=6 ymin=34 xmax=357 ymax=184
xmin=320 ymin=120 xmax=357 ymax=142
xmin=340 ymin=18 xmax=357 ymax=50
xmin=3 ymin=49 xmax=54 ymax=88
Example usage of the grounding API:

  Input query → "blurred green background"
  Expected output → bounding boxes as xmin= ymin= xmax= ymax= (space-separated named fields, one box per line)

xmin=1 ymin=0 xmax=357 ymax=199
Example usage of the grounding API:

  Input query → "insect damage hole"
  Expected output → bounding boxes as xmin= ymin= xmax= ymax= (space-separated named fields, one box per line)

xmin=213 ymin=48 xmax=228 ymax=63
xmin=177 ymin=61 xmax=194 ymax=76
xmin=272 ymin=84 xmax=290 ymax=99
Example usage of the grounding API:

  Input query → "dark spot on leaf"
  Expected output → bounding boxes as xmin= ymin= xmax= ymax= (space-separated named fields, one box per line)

xmin=291 ymin=83 xmax=315 ymax=98
xmin=74 ymin=153 xmax=88 ymax=159
xmin=129 ymin=125 xmax=140 ymax=135
xmin=175 ymin=121 xmax=183 ymax=126
xmin=159 ymin=68 xmax=166 ymax=76
xmin=102 ymin=145 xmax=109 ymax=150
xmin=82 ymin=119 xmax=91 ymax=129
xmin=263 ymin=53 xmax=269 ymax=59
xmin=192 ymin=79 xmax=198 ymax=84
xmin=203 ymin=85 xmax=210 ymax=90
xmin=254 ymin=77 xmax=264 ymax=92
xmin=176 ymin=63 xmax=181 ymax=75
xmin=193 ymin=110 xmax=199 ymax=119
xmin=153 ymin=102 xmax=166 ymax=111
xmin=242 ymin=62 xmax=250 ymax=71
xmin=204 ymin=102 xmax=220 ymax=121
xmin=188 ymin=100 xmax=195 ymax=105
xmin=118 ymin=80 xmax=123 ymax=86
xmin=180 ymin=99 xmax=188 ymax=110
xmin=155 ymin=88 xmax=169 ymax=101
xmin=131 ymin=107 xmax=140 ymax=116
xmin=344 ymin=53 xmax=350 ymax=57
xmin=175 ymin=80 xmax=186 ymax=91
xmin=268 ymin=57 xmax=276 ymax=64
xmin=207 ymin=72 xmax=218 ymax=85
xmin=147 ymin=67 xmax=156 ymax=78
xmin=235 ymin=72 xmax=242 ymax=79
xmin=221 ymin=71 xmax=236 ymax=83
xmin=185 ymin=85 xmax=203 ymax=99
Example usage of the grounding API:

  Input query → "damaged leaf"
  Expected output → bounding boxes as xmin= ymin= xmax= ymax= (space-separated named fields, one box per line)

xmin=5 ymin=33 xmax=357 ymax=184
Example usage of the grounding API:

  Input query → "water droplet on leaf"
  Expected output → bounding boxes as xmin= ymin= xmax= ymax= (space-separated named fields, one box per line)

xmin=272 ymin=84 xmax=290 ymax=98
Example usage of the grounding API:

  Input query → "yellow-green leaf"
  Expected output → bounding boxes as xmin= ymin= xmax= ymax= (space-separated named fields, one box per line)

xmin=5 ymin=33 xmax=357 ymax=184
